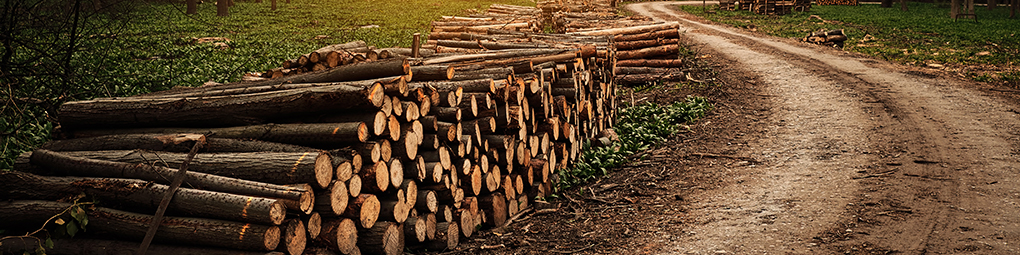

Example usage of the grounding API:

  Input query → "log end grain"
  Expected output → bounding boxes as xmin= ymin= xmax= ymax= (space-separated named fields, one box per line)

xmin=314 ymin=152 xmax=335 ymax=189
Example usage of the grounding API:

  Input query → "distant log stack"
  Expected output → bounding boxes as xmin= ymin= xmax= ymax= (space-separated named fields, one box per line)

xmin=803 ymin=29 xmax=847 ymax=48
xmin=3 ymin=0 xmax=698 ymax=254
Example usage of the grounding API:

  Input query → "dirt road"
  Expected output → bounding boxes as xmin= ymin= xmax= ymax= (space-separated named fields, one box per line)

xmin=623 ymin=2 xmax=1020 ymax=254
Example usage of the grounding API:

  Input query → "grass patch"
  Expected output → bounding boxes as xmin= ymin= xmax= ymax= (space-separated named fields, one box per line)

xmin=556 ymin=96 xmax=714 ymax=190
xmin=1 ymin=0 xmax=532 ymax=170
xmin=677 ymin=2 xmax=1019 ymax=83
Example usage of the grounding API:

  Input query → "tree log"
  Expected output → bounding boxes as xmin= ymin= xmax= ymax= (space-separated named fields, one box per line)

xmin=341 ymin=194 xmax=380 ymax=229
xmin=315 ymin=180 xmax=349 ymax=217
xmin=59 ymin=84 xmax=384 ymax=129
xmin=615 ymin=44 xmax=680 ymax=60
xmin=71 ymin=122 xmax=369 ymax=148
xmin=57 ymin=150 xmax=334 ymax=189
xmin=0 ymin=237 xmax=285 ymax=255
xmin=356 ymin=221 xmax=403 ymax=255
xmin=360 ymin=161 xmax=390 ymax=193
xmin=41 ymin=134 xmax=316 ymax=153
xmin=29 ymin=149 xmax=311 ymax=210
xmin=317 ymin=218 xmax=358 ymax=255
xmin=277 ymin=219 xmax=306 ymax=255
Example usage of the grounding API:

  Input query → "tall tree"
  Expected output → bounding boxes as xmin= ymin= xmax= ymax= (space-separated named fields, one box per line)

xmin=988 ymin=0 xmax=997 ymax=10
xmin=900 ymin=0 xmax=908 ymax=11
xmin=882 ymin=0 xmax=892 ymax=8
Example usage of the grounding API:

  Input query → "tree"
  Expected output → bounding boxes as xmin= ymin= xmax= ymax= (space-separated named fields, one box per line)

xmin=217 ymin=0 xmax=228 ymax=16
xmin=187 ymin=0 xmax=197 ymax=14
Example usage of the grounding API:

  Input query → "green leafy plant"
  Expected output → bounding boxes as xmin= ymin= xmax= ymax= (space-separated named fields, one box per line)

xmin=556 ymin=96 xmax=713 ymax=190
xmin=0 ymin=196 xmax=93 ymax=254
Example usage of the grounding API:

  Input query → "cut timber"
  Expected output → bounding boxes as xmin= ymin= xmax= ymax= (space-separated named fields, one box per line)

xmin=29 ymin=149 xmax=311 ymax=211
xmin=277 ymin=219 xmax=307 ymax=255
xmin=436 ymin=122 xmax=462 ymax=142
xmin=347 ymin=175 xmax=363 ymax=197
xmin=60 ymin=84 xmax=384 ymax=129
xmin=615 ymin=44 xmax=680 ymax=60
xmin=379 ymin=198 xmax=410 ymax=223
xmin=0 ymin=171 xmax=286 ymax=225
xmin=40 ymin=134 xmax=316 ymax=153
xmin=315 ymin=180 xmax=349 ymax=217
xmin=0 ymin=237 xmax=287 ymax=255
xmin=568 ymin=22 xmax=679 ymax=36
xmin=416 ymin=190 xmax=439 ymax=213
xmin=0 ymin=201 xmax=280 ymax=251
xmin=318 ymin=218 xmax=359 ymax=255
xmin=410 ymin=65 xmax=455 ymax=81
xmin=427 ymin=222 xmax=459 ymax=250
xmin=405 ymin=214 xmax=428 ymax=243
xmin=479 ymin=192 xmax=507 ymax=227
xmin=342 ymin=194 xmax=381 ymax=228
xmin=360 ymin=161 xmax=390 ymax=193
xmin=613 ymin=38 xmax=681 ymax=50
xmin=453 ymin=209 xmax=475 ymax=238
xmin=388 ymin=158 xmax=405 ymax=188
xmin=58 ymin=150 xmax=334 ymax=189
xmin=72 ymin=122 xmax=369 ymax=148
xmin=304 ymin=212 xmax=322 ymax=240
xmin=615 ymin=59 xmax=687 ymax=67
xmin=353 ymin=141 xmax=382 ymax=165
xmin=615 ymin=73 xmax=686 ymax=85
xmin=356 ymin=221 xmax=404 ymax=255
xmin=165 ymin=58 xmax=410 ymax=96
xmin=612 ymin=28 xmax=680 ymax=41
xmin=302 ymin=111 xmax=388 ymax=137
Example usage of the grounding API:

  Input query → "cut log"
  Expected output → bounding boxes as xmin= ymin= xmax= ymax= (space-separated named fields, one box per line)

xmin=57 ymin=150 xmax=334 ymax=189
xmin=317 ymin=218 xmax=358 ymax=255
xmin=404 ymin=214 xmax=428 ymax=243
xmin=0 ymin=171 xmax=286 ymax=225
xmin=436 ymin=122 xmax=462 ymax=142
xmin=612 ymin=28 xmax=680 ymax=41
xmin=356 ymin=221 xmax=403 ymax=255
xmin=427 ymin=222 xmax=459 ymax=250
xmin=388 ymin=158 xmax=405 ymax=189
xmin=479 ymin=193 xmax=507 ymax=227
xmin=360 ymin=161 xmax=390 ymax=193
xmin=613 ymin=38 xmax=680 ymax=50
xmin=615 ymin=44 xmax=680 ymax=60
xmin=277 ymin=219 xmax=307 ymax=255
xmin=315 ymin=180 xmax=349 ymax=217
xmin=40 ymin=134 xmax=316 ymax=153
xmin=341 ymin=194 xmax=381 ymax=228
xmin=29 ymin=149 xmax=311 ymax=211
xmin=304 ymin=212 xmax=322 ymax=240
xmin=378 ymin=198 xmax=410 ymax=223
xmin=0 ymin=237 xmax=286 ymax=255
xmin=452 ymin=209 xmax=475 ymax=238
xmin=60 ymin=84 xmax=384 ymax=129
xmin=347 ymin=174 xmax=363 ymax=197
xmin=0 ymin=201 xmax=280 ymax=251
xmin=71 ymin=122 xmax=369 ymax=148
xmin=410 ymin=65 xmax=455 ymax=81
xmin=416 ymin=190 xmax=438 ymax=213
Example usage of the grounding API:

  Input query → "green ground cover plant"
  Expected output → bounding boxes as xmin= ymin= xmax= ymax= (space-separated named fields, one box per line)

xmin=1 ymin=0 xmax=532 ymax=169
xmin=556 ymin=96 xmax=714 ymax=190
xmin=678 ymin=2 xmax=1019 ymax=83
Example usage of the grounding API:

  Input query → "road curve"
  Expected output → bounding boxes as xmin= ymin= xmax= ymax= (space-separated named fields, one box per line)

xmin=626 ymin=2 xmax=1020 ymax=254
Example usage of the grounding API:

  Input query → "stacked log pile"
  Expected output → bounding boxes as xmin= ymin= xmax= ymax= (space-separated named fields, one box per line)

xmin=3 ymin=1 xmax=697 ymax=254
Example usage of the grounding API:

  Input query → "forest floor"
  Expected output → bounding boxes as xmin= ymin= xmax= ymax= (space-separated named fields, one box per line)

xmin=429 ymin=1 xmax=1020 ymax=254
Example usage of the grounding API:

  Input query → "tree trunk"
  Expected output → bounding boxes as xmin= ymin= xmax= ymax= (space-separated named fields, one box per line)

xmin=58 ymin=150 xmax=334 ymax=189
xmin=410 ymin=65 xmax=455 ymax=81
xmin=1 ymin=201 xmax=279 ymax=251
xmin=29 ymin=149 xmax=310 ymax=206
xmin=900 ymin=0 xmax=908 ymax=11
xmin=342 ymin=194 xmax=380 ymax=228
xmin=882 ymin=0 xmax=892 ymax=7
xmin=276 ymin=219 xmax=306 ymax=255
xmin=187 ymin=0 xmax=197 ymax=14
xmin=271 ymin=0 xmax=277 ymax=10
xmin=952 ymin=0 xmax=961 ymax=17
xmin=356 ymin=221 xmax=404 ymax=255
xmin=0 ymin=171 xmax=286 ymax=225
xmin=59 ymin=84 xmax=383 ymax=129
xmin=71 ymin=122 xmax=369 ymax=148
xmin=989 ymin=0 xmax=997 ymax=10
xmin=615 ymin=44 xmax=680 ymax=60
xmin=613 ymin=38 xmax=680 ymax=50
xmin=317 ymin=218 xmax=358 ymax=254
xmin=42 ymin=134 xmax=316 ymax=153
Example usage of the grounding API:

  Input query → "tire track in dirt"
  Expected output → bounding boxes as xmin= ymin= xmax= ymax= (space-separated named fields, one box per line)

xmin=627 ymin=2 xmax=1020 ymax=254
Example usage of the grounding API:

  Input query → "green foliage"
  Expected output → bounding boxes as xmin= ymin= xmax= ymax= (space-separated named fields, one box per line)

xmin=1 ymin=0 xmax=533 ymax=170
xmin=556 ymin=96 xmax=713 ymax=190
xmin=678 ymin=3 xmax=1019 ymax=81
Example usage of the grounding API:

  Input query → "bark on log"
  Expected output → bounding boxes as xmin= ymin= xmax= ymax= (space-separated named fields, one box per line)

xmin=29 ymin=149 xmax=311 ymax=210
xmin=60 ymin=84 xmax=384 ymax=129
xmin=317 ymin=218 xmax=358 ymax=255
xmin=404 ymin=214 xmax=428 ymax=243
xmin=304 ymin=212 xmax=322 ymax=240
xmin=426 ymin=222 xmax=459 ymax=250
xmin=612 ymin=28 xmax=680 ymax=41
xmin=356 ymin=221 xmax=403 ymax=255
xmin=0 ymin=201 xmax=281 ymax=251
xmin=568 ymin=22 xmax=679 ymax=36
xmin=71 ymin=122 xmax=369 ymax=148
xmin=409 ymin=65 xmax=455 ymax=81
xmin=41 ymin=134 xmax=316 ymax=153
xmin=360 ymin=161 xmax=390 ymax=193
xmin=57 ymin=150 xmax=334 ymax=189
xmin=416 ymin=190 xmax=438 ymax=213
xmin=0 ymin=237 xmax=285 ymax=255
xmin=315 ymin=180 xmax=349 ymax=217
xmin=0 ymin=171 xmax=286 ymax=225
xmin=613 ymin=38 xmax=680 ymax=50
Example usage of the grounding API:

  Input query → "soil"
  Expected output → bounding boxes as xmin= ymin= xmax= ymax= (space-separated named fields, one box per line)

xmin=428 ymin=2 xmax=1020 ymax=254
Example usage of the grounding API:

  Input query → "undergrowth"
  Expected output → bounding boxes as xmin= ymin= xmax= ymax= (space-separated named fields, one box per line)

xmin=556 ymin=96 xmax=713 ymax=190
